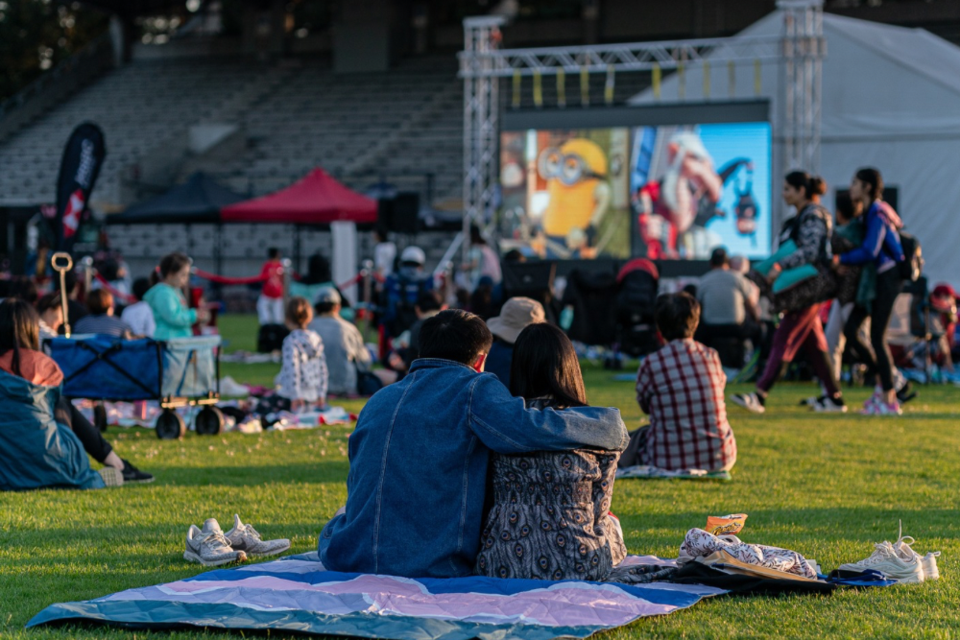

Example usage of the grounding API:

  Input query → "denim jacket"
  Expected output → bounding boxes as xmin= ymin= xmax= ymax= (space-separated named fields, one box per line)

xmin=318 ymin=358 xmax=628 ymax=578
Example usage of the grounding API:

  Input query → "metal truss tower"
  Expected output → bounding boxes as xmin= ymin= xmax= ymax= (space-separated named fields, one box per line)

xmin=459 ymin=1 xmax=824 ymax=258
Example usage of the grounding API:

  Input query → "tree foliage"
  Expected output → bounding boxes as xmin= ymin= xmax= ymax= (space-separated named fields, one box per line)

xmin=0 ymin=0 xmax=109 ymax=103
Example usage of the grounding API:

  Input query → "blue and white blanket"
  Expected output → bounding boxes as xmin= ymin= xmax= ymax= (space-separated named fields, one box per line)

xmin=29 ymin=553 xmax=725 ymax=640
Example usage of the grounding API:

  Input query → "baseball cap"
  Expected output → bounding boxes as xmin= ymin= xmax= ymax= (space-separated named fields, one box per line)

xmin=400 ymin=246 xmax=426 ymax=265
xmin=315 ymin=286 xmax=341 ymax=305
xmin=486 ymin=297 xmax=546 ymax=344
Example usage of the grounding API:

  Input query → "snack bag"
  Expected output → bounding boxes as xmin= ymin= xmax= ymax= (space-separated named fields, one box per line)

xmin=706 ymin=513 xmax=747 ymax=536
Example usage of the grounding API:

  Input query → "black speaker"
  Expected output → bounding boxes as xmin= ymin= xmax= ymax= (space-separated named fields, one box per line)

xmin=502 ymin=261 xmax=556 ymax=299
xmin=391 ymin=192 xmax=420 ymax=234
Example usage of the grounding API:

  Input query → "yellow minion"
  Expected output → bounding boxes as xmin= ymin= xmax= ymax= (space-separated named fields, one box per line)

xmin=539 ymin=138 xmax=611 ymax=256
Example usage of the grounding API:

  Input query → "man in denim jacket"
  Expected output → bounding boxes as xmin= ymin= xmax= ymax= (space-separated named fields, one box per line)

xmin=319 ymin=309 xmax=628 ymax=578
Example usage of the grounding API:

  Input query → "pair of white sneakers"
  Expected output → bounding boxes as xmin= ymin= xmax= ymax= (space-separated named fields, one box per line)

xmin=839 ymin=522 xmax=940 ymax=584
xmin=184 ymin=514 xmax=292 ymax=567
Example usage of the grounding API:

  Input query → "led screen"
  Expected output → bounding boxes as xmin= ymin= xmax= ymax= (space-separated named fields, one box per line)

xmin=498 ymin=120 xmax=771 ymax=260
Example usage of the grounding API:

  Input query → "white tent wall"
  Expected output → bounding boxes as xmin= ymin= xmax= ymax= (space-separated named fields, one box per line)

xmin=629 ymin=10 xmax=960 ymax=289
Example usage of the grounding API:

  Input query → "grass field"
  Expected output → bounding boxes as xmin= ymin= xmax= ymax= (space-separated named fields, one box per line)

xmin=3 ymin=314 xmax=960 ymax=639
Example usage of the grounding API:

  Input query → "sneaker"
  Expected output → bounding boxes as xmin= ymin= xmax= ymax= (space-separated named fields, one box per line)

xmin=839 ymin=541 xmax=924 ymax=583
xmin=889 ymin=521 xmax=940 ymax=581
xmin=922 ymin=552 xmax=941 ymax=581
xmin=121 ymin=459 xmax=154 ymax=484
xmin=224 ymin=514 xmax=291 ymax=557
xmin=98 ymin=466 xmax=124 ymax=488
xmin=731 ymin=392 xmax=765 ymax=414
xmin=184 ymin=518 xmax=248 ymax=567
xmin=800 ymin=395 xmax=825 ymax=407
xmin=861 ymin=398 xmax=903 ymax=416
xmin=811 ymin=395 xmax=848 ymax=413
xmin=896 ymin=380 xmax=918 ymax=405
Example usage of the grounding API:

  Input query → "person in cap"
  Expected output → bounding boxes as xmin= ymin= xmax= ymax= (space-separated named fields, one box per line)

xmin=308 ymin=287 xmax=372 ymax=397
xmin=930 ymin=283 xmax=959 ymax=381
xmin=381 ymin=245 xmax=433 ymax=339
xmin=484 ymin=297 xmax=546 ymax=388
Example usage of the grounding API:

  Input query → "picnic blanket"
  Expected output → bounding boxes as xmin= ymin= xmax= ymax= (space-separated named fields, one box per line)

xmin=28 ymin=553 xmax=725 ymax=640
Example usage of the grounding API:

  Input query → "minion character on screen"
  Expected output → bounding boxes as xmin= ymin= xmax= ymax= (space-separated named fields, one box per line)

xmin=538 ymin=138 xmax=611 ymax=259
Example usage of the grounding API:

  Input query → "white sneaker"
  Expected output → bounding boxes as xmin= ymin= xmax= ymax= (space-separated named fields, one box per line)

xmin=861 ymin=397 xmax=902 ymax=416
xmin=889 ymin=521 xmax=940 ymax=581
xmin=731 ymin=392 xmax=765 ymax=414
xmin=839 ymin=541 xmax=924 ymax=583
xmin=811 ymin=396 xmax=848 ymax=413
xmin=185 ymin=518 xmax=248 ymax=567
xmin=922 ymin=552 xmax=941 ymax=581
xmin=225 ymin=514 xmax=291 ymax=557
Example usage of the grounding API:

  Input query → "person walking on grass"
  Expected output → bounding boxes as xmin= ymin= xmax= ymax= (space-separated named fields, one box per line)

xmin=731 ymin=171 xmax=846 ymax=414
xmin=835 ymin=168 xmax=909 ymax=416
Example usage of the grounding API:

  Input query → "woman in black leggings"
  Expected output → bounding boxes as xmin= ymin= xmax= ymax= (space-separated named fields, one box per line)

xmin=834 ymin=168 xmax=907 ymax=416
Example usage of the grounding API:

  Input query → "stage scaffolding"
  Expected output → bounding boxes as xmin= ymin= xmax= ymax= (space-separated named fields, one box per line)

xmin=458 ymin=0 xmax=824 ymax=260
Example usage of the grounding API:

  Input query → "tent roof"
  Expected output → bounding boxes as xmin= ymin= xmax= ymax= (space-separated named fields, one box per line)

xmin=108 ymin=172 xmax=245 ymax=224
xmin=221 ymin=168 xmax=378 ymax=225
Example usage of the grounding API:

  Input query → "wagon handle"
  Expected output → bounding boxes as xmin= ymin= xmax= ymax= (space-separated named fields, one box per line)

xmin=51 ymin=252 xmax=74 ymax=338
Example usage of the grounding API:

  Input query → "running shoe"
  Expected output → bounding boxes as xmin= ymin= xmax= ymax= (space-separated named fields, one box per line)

xmin=800 ymin=395 xmax=825 ymax=407
xmin=121 ymin=459 xmax=154 ymax=484
xmin=861 ymin=398 xmax=902 ymax=416
xmin=889 ymin=521 xmax=940 ymax=582
xmin=838 ymin=541 xmax=924 ymax=584
xmin=811 ymin=396 xmax=848 ymax=413
xmin=184 ymin=519 xmax=248 ymax=567
xmin=730 ymin=392 xmax=765 ymax=414
xmin=225 ymin=514 xmax=291 ymax=557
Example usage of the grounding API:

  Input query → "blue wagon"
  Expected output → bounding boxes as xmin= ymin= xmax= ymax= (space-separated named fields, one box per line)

xmin=46 ymin=335 xmax=224 ymax=439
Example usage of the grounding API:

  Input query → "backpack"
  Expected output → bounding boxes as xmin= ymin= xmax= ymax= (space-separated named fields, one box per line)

xmin=897 ymin=232 xmax=923 ymax=282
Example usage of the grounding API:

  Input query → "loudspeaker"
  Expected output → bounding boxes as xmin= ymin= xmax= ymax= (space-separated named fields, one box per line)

xmin=502 ymin=261 xmax=556 ymax=299
xmin=391 ymin=192 xmax=420 ymax=234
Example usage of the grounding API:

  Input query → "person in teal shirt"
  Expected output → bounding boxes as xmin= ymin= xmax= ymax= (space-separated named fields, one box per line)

xmin=144 ymin=252 xmax=209 ymax=340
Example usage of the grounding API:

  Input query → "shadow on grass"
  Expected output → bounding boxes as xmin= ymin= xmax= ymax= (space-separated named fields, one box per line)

xmin=151 ymin=461 xmax=350 ymax=486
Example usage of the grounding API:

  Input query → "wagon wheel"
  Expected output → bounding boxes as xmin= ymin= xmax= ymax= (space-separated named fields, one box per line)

xmin=156 ymin=409 xmax=186 ymax=440
xmin=94 ymin=404 xmax=108 ymax=432
xmin=195 ymin=406 xmax=224 ymax=436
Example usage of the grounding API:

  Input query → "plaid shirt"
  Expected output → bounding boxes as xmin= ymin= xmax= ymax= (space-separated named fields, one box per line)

xmin=635 ymin=338 xmax=736 ymax=472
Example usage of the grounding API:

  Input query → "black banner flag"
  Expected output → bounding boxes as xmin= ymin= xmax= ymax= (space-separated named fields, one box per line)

xmin=54 ymin=122 xmax=106 ymax=252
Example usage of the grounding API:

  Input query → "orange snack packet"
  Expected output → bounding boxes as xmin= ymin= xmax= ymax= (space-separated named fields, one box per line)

xmin=706 ymin=513 xmax=748 ymax=536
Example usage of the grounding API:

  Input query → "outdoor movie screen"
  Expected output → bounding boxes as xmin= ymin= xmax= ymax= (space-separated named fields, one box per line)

xmin=498 ymin=120 xmax=771 ymax=260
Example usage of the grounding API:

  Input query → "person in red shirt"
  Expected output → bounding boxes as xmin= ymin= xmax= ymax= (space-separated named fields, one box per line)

xmin=257 ymin=247 xmax=286 ymax=326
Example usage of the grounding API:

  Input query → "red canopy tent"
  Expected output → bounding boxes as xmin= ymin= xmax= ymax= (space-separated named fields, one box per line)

xmin=221 ymin=168 xmax=377 ymax=224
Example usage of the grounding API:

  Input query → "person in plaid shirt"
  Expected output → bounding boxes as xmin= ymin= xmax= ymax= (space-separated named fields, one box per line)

xmin=625 ymin=292 xmax=736 ymax=472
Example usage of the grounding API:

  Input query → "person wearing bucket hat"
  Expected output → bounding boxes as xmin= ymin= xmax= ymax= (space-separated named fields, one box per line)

xmin=484 ymin=297 xmax=546 ymax=387
xmin=308 ymin=287 xmax=372 ymax=396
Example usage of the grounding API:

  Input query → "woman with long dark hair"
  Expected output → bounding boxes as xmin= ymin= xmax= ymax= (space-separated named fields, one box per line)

xmin=0 ymin=299 xmax=152 ymax=489
xmin=475 ymin=323 xmax=626 ymax=582
xmin=732 ymin=171 xmax=846 ymax=413
xmin=836 ymin=167 xmax=907 ymax=415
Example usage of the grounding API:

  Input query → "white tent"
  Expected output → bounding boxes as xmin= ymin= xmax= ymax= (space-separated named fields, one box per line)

xmin=630 ymin=11 xmax=960 ymax=289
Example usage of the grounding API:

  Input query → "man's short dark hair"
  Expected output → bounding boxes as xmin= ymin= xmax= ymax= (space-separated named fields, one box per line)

xmin=132 ymin=277 xmax=152 ymax=301
xmin=418 ymin=309 xmax=493 ymax=365
xmin=268 ymin=247 xmax=280 ymax=259
xmin=710 ymin=247 xmax=729 ymax=268
xmin=655 ymin=292 xmax=700 ymax=341
xmin=416 ymin=290 xmax=443 ymax=314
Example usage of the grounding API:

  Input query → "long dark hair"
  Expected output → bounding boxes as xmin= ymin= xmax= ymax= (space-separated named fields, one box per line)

xmin=509 ymin=323 xmax=587 ymax=409
xmin=855 ymin=167 xmax=884 ymax=201
xmin=0 ymin=299 xmax=41 ymax=378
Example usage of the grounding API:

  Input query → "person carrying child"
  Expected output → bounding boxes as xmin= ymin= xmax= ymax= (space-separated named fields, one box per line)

xmin=318 ymin=309 xmax=627 ymax=578
xmin=620 ymin=292 xmax=737 ymax=473
xmin=475 ymin=323 xmax=627 ymax=582
xmin=277 ymin=296 xmax=328 ymax=411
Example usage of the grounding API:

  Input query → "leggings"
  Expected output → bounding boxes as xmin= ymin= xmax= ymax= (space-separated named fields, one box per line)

xmin=844 ymin=268 xmax=902 ymax=392
xmin=54 ymin=398 xmax=113 ymax=464
xmin=757 ymin=303 xmax=840 ymax=396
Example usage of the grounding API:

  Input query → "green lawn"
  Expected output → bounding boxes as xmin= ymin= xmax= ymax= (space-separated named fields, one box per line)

xmin=3 ymin=314 xmax=960 ymax=639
